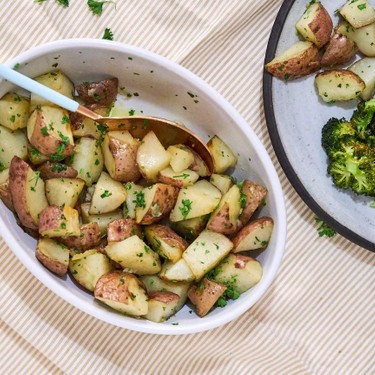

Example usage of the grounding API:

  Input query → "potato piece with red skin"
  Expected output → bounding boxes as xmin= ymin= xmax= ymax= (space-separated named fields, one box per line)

xmin=76 ymin=78 xmax=119 ymax=106
xmin=232 ymin=217 xmax=274 ymax=252
xmin=38 ymin=161 xmax=78 ymax=179
xmin=39 ymin=205 xmax=81 ymax=237
xmin=188 ymin=278 xmax=227 ymax=317
xmin=239 ymin=180 xmax=267 ymax=226
xmin=321 ymin=32 xmax=357 ymax=67
xmin=9 ymin=156 xmax=48 ymax=230
xmin=107 ymin=218 xmax=142 ymax=242
xmin=145 ymin=291 xmax=181 ymax=323
xmin=94 ymin=271 xmax=149 ymax=316
xmin=295 ymin=1 xmax=333 ymax=48
xmin=58 ymin=222 xmax=102 ymax=251
xmin=27 ymin=106 xmax=74 ymax=159
xmin=265 ymin=41 xmax=320 ymax=80
xmin=135 ymin=183 xmax=179 ymax=225
xmin=36 ymin=238 xmax=69 ymax=276
xmin=0 ymin=169 xmax=14 ymax=212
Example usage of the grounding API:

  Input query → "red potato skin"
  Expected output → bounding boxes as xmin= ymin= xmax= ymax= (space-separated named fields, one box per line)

xmin=38 ymin=205 xmax=67 ymax=235
xmin=107 ymin=218 xmax=142 ymax=242
xmin=321 ymin=32 xmax=357 ymax=67
xmin=35 ymin=247 xmax=68 ymax=276
xmin=206 ymin=203 xmax=240 ymax=236
xmin=239 ymin=181 xmax=267 ymax=226
xmin=76 ymin=78 xmax=119 ymax=106
xmin=29 ymin=109 xmax=74 ymax=158
xmin=58 ymin=222 xmax=102 ymax=250
xmin=9 ymin=157 xmax=38 ymax=230
xmin=69 ymin=104 xmax=108 ymax=131
xmin=307 ymin=4 xmax=333 ymax=48
xmin=148 ymin=291 xmax=180 ymax=303
xmin=140 ymin=184 xmax=179 ymax=225
xmin=38 ymin=161 xmax=78 ymax=179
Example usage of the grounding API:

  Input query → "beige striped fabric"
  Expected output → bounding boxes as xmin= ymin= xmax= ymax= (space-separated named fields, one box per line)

xmin=0 ymin=1 xmax=374 ymax=374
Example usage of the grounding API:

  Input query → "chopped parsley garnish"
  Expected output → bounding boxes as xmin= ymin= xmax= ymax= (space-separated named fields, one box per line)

xmin=133 ymin=191 xmax=146 ymax=208
xmin=102 ymin=27 xmax=114 ymax=40
xmin=179 ymin=199 xmax=192 ymax=219
xmin=51 ymin=163 xmax=67 ymax=172
xmin=315 ymin=217 xmax=336 ymax=238
xmin=41 ymin=127 xmax=49 ymax=136
xmin=172 ymin=173 xmax=190 ymax=179
xmin=61 ymin=115 xmax=70 ymax=124
xmin=100 ymin=190 xmax=112 ymax=198
xmin=87 ymin=0 xmax=114 ymax=15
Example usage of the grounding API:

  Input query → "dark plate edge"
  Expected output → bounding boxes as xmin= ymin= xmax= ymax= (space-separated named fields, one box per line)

xmin=262 ymin=0 xmax=375 ymax=252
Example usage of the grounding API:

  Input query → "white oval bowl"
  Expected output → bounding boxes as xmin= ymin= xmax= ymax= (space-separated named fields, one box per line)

xmin=0 ymin=39 xmax=286 ymax=335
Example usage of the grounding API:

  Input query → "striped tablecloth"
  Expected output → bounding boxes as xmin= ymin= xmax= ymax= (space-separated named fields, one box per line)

xmin=0 ymin=1 xmax=374 ymax=374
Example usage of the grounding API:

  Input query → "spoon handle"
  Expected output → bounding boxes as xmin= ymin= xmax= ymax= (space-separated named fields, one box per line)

xmin=0 ymin=64 xmax=79 ymax=113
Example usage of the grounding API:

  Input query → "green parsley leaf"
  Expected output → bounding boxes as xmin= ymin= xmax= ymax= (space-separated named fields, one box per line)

xmin=315 ymin=217 xmax=336 ymax=238
xmin=57 ymin=0 xmax=69 ymax=7
xmin=87 ymin=0 xmax=114 ymax=15
xmin=179 ymin=199 xmax=192 ymax=219
xmin=100 ymin=190 xmax=112 ymax=198
xmin=102 ymin=27 xmax=114 ymax=40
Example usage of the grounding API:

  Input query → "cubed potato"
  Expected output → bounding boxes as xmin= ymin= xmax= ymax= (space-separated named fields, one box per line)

xmin=70 ymin=105 xmax=108 ymax=138
xmin=144 ymin=224 xmax=188 ymax=263
xmin=187 ymin=278 xmax=227 ymax=317
xmin=102 ymin=130 xmax=141 ymax=182
xmin=76 ymin=78 xmax=118 ymax=106
xmin=31 ymin=70 xmax=74 ymax=109
xmin=80 ymin=202 xmax=123 ymax=235
xmin=0 ymin=92 xmax=30 ymax=130
xmin=137 ymin=130 xmax=171 ymax=181
xmin=232 ymin=217 xmax=274 ymax=252
xmin=27 ymin=144 xmax=49 ymax=166
xmin=140 ymin=275 xmax=191 ymax=314
xmin=70 ymin=136 xmax=103 ymax=186
xmin=39 ymin=205 xmax=81 ymax=237
xmin=123 ymin=182 xmax=144 ymax=219
xmin=171 ymin=215 xmax=209 ymax=242
xmin=352 ymin=22 xmax=375 ymax=56
xmin=158 ymin=167 xmax=199 ymax=188
xmin=315 ymin=69 xmax=365 ymax=102
xmin=209 ymin=173 xmax=234 ymax=194
xmin=38 ymin=161 xmax=78 ymax=179
xmin=107 ymin=218 xmax=142 ymax=242
xmin=239 ymin=180 xmax=267 ymax=226
xmin=0 ymin=168 xmax=13 ymax=211
xmin=45 ymin=177 xmax=85 ymax=207
xmin=206 ymin=184 xmax=242 ymax=236
xmin=321 ymin=32 xmax=357 ymax=68
xmin=159 ymin=258 xmax=195 ymax=282
xmin=265 ymin=41 xmax=320 ymax=80
xmin=89 ymin=171 xmax=127 ymax=214
xmin=135 ymin=183 xmax=179 ymax=225
xmin=69 ymin=249 xmax=113 ymax=292
xmin=94 ymin=271 xmax=148 ymax=317
xmin=212 ymin=254 xmax=263 ymax=293
xmin=145 ymin=291 xmax=181 ymax=323
xmin=9 ymin=156 xmax=48 ymax=230
xmin=36 ymin=237 xmax=70 ymax=276
xmin=207 ymin=136 xmax=237 ymax=174
xmin=169 ymin=180 xmax=222 ymax=222
xmin=105 ymin=235 xmax=161 ymax=275
xmin=58 ymin=222 xmax=102 ymax=251
xmin=182 ymin=230 xmax=233 ymax=279
xmin=295 ymin=1 xmax=333 ymax=48
xmin=188 ymin=147 xmax=210 ymax=177
xmin=0 ymin=126 xmax=28 ymax=170
xmin=167 ymin=144 xmax=195 ymax=173
xmin=340 ymin=0 xmax=375 ymax=28
xmin=348 ymin=57 xmax=375 ymax=100
xmin=27 ymin=106 xmax=74 ymax=159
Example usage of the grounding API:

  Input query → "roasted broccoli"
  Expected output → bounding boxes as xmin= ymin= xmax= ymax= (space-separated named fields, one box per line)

xmin=322 ymin=104 xmax=375 ymax=196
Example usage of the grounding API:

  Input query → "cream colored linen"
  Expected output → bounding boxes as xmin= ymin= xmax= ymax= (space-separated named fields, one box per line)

xmin=0 ymin=1 xmax=374 ymax=374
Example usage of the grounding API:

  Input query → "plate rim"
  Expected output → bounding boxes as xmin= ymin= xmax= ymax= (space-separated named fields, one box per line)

xmin=263 ymin=0 xmax=375 ymax=252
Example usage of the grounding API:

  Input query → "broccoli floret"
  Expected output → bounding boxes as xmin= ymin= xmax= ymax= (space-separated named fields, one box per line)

xmin=352 ymin=100 xmax=375 ymax=140
xmin=321 ymin=118 xmax=356 ymax=157
xmin=322 ymin=116 xmax=375 ymax=196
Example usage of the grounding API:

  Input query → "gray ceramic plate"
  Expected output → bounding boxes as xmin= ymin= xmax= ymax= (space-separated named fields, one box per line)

xmin=264 ymin=0 xmax=375 ymax=252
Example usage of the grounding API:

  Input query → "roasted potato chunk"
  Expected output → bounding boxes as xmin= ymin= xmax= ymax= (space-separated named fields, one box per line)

xmin=145 ymin=291 xmax=181 ymax=323
xmin=58 ymin=222 xmax=102 ymax=251
xmin=239 ymin=180 xmax=267 ymax=226
xmin=107 ymin=218 xmax=142 ymax=242
xmin=9 ymin=156 xmax=48 ymax=230
xmin=188 ymin=278 xmax=227 ymax=317
xmin=94 ymin=271 xmax=148 ymax=316
xmin=0 ymin=92 xmax=30 ymax=130
xmin=36 ymin=238 xmax=70 ymax=276
xmin=265 ymin=41 xmax=320 ymax=80
xmin=76 ymin=78 xmax=118 ymax=106
xmin=38 ymin=161 xmax=78 ymax=179
xmin=295 ymin=1 xmax=333 ymax=48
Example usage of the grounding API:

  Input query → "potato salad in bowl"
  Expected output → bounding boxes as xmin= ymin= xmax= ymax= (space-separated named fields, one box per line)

xmin=0 ymin=39 xmax=286 ymax=334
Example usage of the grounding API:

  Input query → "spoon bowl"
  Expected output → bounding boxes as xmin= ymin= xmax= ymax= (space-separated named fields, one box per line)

xmin=0 ymin=63 xmax=214 ymax=174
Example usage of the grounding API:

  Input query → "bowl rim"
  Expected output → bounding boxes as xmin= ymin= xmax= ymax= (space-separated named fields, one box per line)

xmin=0 ymin=38 xmax=287 ymax=334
